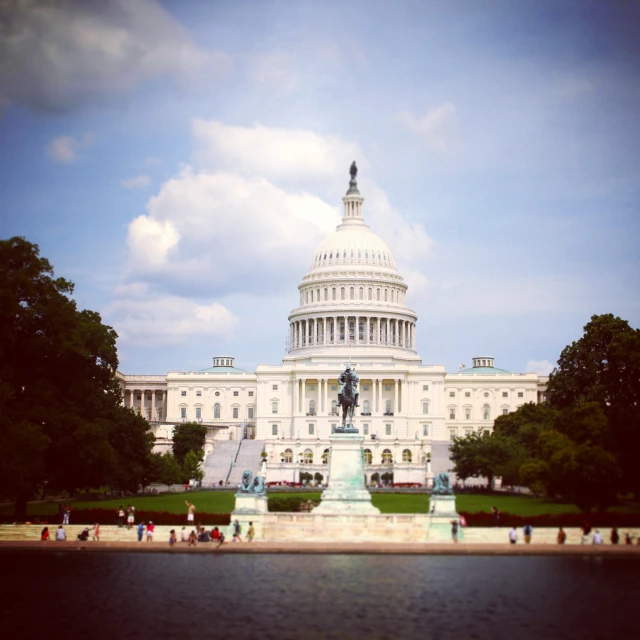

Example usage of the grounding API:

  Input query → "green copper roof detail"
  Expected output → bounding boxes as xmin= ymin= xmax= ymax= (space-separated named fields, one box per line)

xmin=346 ymin=178 xmax=360 ymax=195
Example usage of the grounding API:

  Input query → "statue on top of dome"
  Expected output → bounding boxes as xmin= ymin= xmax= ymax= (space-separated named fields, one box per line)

xmin=349 ymin=161 xmax=358 ymax=180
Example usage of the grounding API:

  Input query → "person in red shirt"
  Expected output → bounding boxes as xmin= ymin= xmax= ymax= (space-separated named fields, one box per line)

xmin=146 ymin=521 xmax=155 ymax=542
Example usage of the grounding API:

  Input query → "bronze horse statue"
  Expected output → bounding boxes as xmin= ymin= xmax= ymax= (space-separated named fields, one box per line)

xmin=338 ymin=366 xmax=359 ymax=431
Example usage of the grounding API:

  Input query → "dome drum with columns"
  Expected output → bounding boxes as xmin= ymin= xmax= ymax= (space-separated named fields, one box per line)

xmin=286 ymin=168 xmax=417 ymax=357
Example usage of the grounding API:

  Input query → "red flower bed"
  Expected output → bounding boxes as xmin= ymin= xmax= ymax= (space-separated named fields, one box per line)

xmin=461 ymin=511 xmax=640 ymax=528
xmin=32 ymin=509 xmax=231 ymax=526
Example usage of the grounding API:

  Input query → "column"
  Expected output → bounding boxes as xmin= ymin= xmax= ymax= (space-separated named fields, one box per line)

xmin=302 ymin=379 xmax=307 ymax=415
xmin=394 ymin=379 xmax=399 ymax=414
xmin=401 ymin=378 xmax=407 ymax=414
xmin=129 ymin=390 xmax=134 ymax=409
xmin=333 ymin=316 xmax=338 ymax=344
xmin=162 ymin=390 xmax=167 ymax=420
xmin=377 ymin=378 xmax=382 ymax=414
xmin=324 ymin=378 xmax=328 ymax=414
xmin=355 ymin=316 xmax=359 ymax=344
xmin=293 ymin=379 xmax=298 ymax=414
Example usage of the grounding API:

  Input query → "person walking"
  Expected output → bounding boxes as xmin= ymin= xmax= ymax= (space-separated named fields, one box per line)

xmin=137 ymin=521 xmax=145 ymax=542
xmin=610 ymin=527 xmax=620 ymax=545
xmin=232 ymin=519 xmax=242 ymax=542
xmin=592 ymin=529 xmax=603 ymax=544
xmin=557 ymin=527 xmax=567 ymax=544
xmin=117 ymin=505 xmax=126 ymax=528
xmin=55 ymin=525 xmax=66 ymax=541
xmin=509 ymin=526 xmax=517 ymax=544
xmin=185 ymin=500 xmax=196 ymax=526
xmin=127 ymin=505 xmax=135 ymax=530
xmin=450 ymin=519 xmax=459 ymax=543
xmin=63 ymin=505 xmax=70 ymax=525
xmin=523 ymin=523 xmax=533 ymax=544
xmin=247 ymin=522 xmax=255 ymax=543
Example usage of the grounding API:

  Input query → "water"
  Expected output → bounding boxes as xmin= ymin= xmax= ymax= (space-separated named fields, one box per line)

xmin=1 ymin=552 xmax=639 ymax=639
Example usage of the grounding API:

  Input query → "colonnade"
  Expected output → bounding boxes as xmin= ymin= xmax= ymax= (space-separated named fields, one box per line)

xmin=124 ymin=389 xmax=167 ymax=421
xmin=290 ymin=377 xmax=407 ymax=416
xmin=289 ymin=315 xmax=415 ymax=352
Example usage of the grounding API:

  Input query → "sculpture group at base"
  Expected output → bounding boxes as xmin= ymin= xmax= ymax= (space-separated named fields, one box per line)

xmin=432 ymin=472 xmax=454 ymax=496
xmin=239 ymin=470 xmax=266 ymax=495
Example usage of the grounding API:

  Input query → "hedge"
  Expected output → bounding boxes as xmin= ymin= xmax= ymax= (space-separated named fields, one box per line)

xmin=29 ymin=509 xmax=231 ymax=526
xmin=461 ymin=511 xmax=640 ymax=528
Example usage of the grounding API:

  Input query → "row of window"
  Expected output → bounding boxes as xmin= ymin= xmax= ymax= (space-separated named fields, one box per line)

xmin=276 ymin=423 xmax=431 ymax=438
xmin=179 ymin=405 xmax=255 ymax=420
xmin=180 ymin=390 xmax=254 ymax=397
xmin=279 ymin=447 xmax=414 ymax=465
xmin=448 ymin=391 xmax=525 ymax=398
xmin=302 ymin=286 xmax=405 ymax=305
xmin=313 ymin=248 xmax=392 ymax=265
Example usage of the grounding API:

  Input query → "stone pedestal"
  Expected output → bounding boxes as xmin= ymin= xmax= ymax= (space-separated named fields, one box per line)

xmin=233 ymin=493 xmax=268 ymax=515
xmin=428 ymin=494 xmax=462 ymax=542
xmin=429 ymin=494 xmax=458 ymax=517
xmin=314 ymin=433 xmax=380 ymax=514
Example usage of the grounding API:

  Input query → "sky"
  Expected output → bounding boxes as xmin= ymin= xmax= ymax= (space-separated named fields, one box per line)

xmin=1 ymin=0 xmax=639 ymax=376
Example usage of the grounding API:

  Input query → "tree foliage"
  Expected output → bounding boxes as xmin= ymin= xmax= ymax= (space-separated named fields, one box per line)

xmin=158 ymin=454 xmax=183 ymax=490
xmin=172 ymin=422 xmax=207 ymax=464
xmin=0 ymin=237 xmax=154 ymax=516
xmin=183 ymin=450 xmax=204 ymax=484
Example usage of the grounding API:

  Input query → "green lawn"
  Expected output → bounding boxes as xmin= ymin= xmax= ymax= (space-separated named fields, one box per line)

xmin=2 ymin=490 xmax=638 ymax=518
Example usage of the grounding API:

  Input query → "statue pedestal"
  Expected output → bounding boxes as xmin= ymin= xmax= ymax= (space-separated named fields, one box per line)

xmin=428 ymin=494 xmax=462 ymax=542
xmin=233 ymin=493 xmax=268 ymax=514
xmin=314 ymin=433 xmax=380 ymax=514
xmin=430 ymin=495 xmax=459 ymax=517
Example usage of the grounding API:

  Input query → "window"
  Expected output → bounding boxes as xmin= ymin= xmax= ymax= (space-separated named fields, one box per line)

xmin=465 ymin=429 xmax=472 ymax=436
xmin=502 ymin=408 xmax=508 ymax=415
xmin=385 ymin=384 xmax=391 ymax=391
xmin=157 ymin=408 xmax=163 ymax=420
xmin=385 ymin=400 xmax=392 ymax=414
xmin=423 ymin=384 xmax=429 ymax=391
xmin=363 ymin=385 xmax=369 ymax=391
xmin=195 ymin=407 xmax=202 ymax=420
xmin=146 ymin=409 xmax=151 ymax=420
xmin=363 ymin=423 xmax=369 ymax=435
xmin=233 ymin=407 xmax=239 ymax=419
xmin=248 ymin=407 xmax=254 ymax=419
xmin=234 ymin=391 xmax=239 ymax=397
xmin=518 ymin=392 xmax=524 ymax=398
xmin=465 ymin=392 xmax=471 ymax=397
xmin=449 ymin=391 xmax=455 ymax=397
xmin=181 ymin=391 xmax=187 ymax=397
xmin=180 ymin=407 xmax=187 ymax=419
xmin=308 ymin=423 xmax=314 ymax=435
xmin=215 ymin=391 xmax=220 ymax=396
xmin=402 ymin=449 xmax=412 ymax=463
xmin=423 ymin=424 xmax=429 ymax=436
xmin=303 ymin=449 xmax=313 ymax=464
xmin=331 ymin=400 xmax=338 ymax=415
xmin=449 ymin=408 xmax=456 ymax=420
xmin=272 ymin=385 xmax=278 ymax=391
xmin=349 ymin=287 xmax=354 ymax=300
xmin=309 ymin=385 xmax=315 ymax=391
xmin=382 ymin=449 xmax=393 ymax=464
xmin=322 ymin=449 xmax=329 ymax=464
xmin=364 ymin=449 xmax=372 ymax=465
xmin=272 ymin=402 xmax=278 ymax=414
xmin=249 ymin=391 xmax=254 ymax=397
xmin=465 ymin=408 xmax=471 ymax=420
xmin=196 ymin=391 xmax=202 ymax=397
xmin=502 ymin=392 xmax=508 ymax=398
xmin=385 ymin=424 xmax=392 ymax=436
xmin=484 ymin=392 xmax=489 ymax=397
xmin=341 ymin=288 xmax=345 ymax=300
xmin=214 ymin=404 xmax=220 ymax=419
xmin=331 ymin=424 xmax=337 ymax=433
xmin=363 ymin=400 xmax=370 ymax=414
xmin=483 ymin=405 xmax=490 ymax=420
xmin=309 ymin=400 xmax=315 ymax=415
xmin=331 ymin=385 xmax=337 ymax=391
xmin=272 ymin=424 xmax=278 ymax=436
xmin=332 ymin=288 xmax=336 ymax=300
xmin=422 ymin=402 xmax=429 ymax=414
xmin=449 ymin=429 xmax=457 ymax=440
xmin=282 ymin=448 xmax=293 ymax=463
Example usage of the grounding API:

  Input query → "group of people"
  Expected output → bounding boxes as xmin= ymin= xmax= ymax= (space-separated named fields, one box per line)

xmin=41 ymin=523 xmax=100 ymax=542
xmin=117 ymin=505 xmax=136 ymax=529
xmin=166 ymin=520 xmax=255 ymax=547
xmin=580 ymin=524 xmax=637 ymax=545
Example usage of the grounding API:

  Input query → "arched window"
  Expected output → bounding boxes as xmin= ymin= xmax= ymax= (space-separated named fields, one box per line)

xmin=358 ymin=250 xmax=361 ymax=259
xmin=382 ymin=449 xmax=393 ymax=464
xmin=340 ymin=320 xmax=345 ymax=341
xmin=359 ymin=287 xmax=364 ymax=299
xmin=402 ymin=449 xmax=412 ymax=463
xmin=214 ymin=403 xmax=221 ymax=419
xmin=282 ymin=448 xmax=293 ymax=463
xmin=368 ymin=288 xmax=372 ymax=300
xmin=331 ymin=400 xmax=338 ymax=415
xmin=324 ymin=288 xmax=328 ymax=301
xmin=385 ymin=399 xmax=392 ymax=414
xmin=483 ymin=405 xmax=491 ymax=420
xmin=303 ymin=448 xmax=313 ymax=464
xmin=364 ymin=449 xmax=372 ymax=465
xmin=332 ymin=287 xmax=336 ymax=300
xmin=391 ymin=290 xmax=395 ymax=303
xmin=363 ymin=400 xmax=370 ymax=414
xmin=341 ymin=287 xmax=345 ymax=300
xmin=384 ymin=289 xmax=388 ymax=302
xmin=309 ymin=399 xmax=315 ymax=415
xmin=322 ymin=449 xmax=330 ymax=465
xmin=350 ymin=287 xmax=354 ymax=300
xmin=350 ymin=249 xmax=354 ymax=259
xmin=377 ymin=288 xmax=381 ymax=301
xmin=310 ymin=290 xmax=313 ymax=302
xmin=365 ymin=251 xmax=368 ymax=260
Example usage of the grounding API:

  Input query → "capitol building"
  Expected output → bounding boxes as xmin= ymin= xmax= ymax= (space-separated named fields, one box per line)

xmin=118 ymin=168 xmax=548 ymax=486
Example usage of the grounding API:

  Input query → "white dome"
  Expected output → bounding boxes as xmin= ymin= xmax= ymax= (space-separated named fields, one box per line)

xmin=309 ymin=224 xmax=398 ymax=273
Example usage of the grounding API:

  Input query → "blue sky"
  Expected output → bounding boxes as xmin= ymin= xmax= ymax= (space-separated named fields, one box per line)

xmin=1 ymin=0 xmax=638 ymax=376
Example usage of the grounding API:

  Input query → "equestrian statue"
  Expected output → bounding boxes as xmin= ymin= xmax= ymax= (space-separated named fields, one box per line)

xmin=337 ymin=364 xmax=359 ymax=432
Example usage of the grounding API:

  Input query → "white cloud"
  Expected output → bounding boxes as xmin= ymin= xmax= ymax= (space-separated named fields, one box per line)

xmin=122 ymin=175 xmax=151 ymax=190
xmin=0 ymin=0 xmax=231 ymax=112
xmin=47 ymin=136 xmax=79 ymax=163
xmin=125 ymin=166 xmax=340 ymax=295
xmin=104 ymin=287 xmax=238 ymax=345
xmin=525 ymin=359 xmax=555 ymax=376
xmin=396 ymin=103 xmax=460 ymax=153
xmin=191 ymin=119 xmax=362 ymax=180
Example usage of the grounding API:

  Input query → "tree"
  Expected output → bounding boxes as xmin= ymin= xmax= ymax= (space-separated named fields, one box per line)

xmin=0 ymin=237 xmax=154 ymax=517
xmin=449 ymin=431 xmax=510 ymax=488
xmin=183 ymin=450 xmax=204 ymax=485
xmin=547 ymin=314 xmax=640 ymax=493
xmin=172 ymin=422 xmax=208 ymax=464
xmin=159 ymin=454 xmax=183 ymax=490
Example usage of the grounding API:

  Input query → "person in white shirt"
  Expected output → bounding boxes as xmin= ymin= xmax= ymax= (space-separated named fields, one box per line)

xmin=592 ymin=530 xmax=604 ymax=544
xmin=55 ymin=526 xmax=66 ymax=541
xmin=509 ymin=527 xmax=518 ymax=544
xmin=181 ymin=526 xmax=190 ymax=542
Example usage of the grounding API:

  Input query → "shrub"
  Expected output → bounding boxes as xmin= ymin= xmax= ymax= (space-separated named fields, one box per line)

xmin=460 ymin=511 xmax=640 ymax=528
xmin=268 ymin=496 xmax=308 ymax=512
xmin=29 ymin=508 xmax=230 ymax=526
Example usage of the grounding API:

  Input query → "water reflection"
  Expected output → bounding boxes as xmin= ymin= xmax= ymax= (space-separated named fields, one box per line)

xmin=1 ymin=553 xmax=639 ymax=639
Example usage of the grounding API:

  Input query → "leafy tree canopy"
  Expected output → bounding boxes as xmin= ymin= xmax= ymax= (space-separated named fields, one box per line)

xmin=0 ymin=237 xmax=154 ymax=516
xmin=172 ymin=422 xmax=208 ymax=464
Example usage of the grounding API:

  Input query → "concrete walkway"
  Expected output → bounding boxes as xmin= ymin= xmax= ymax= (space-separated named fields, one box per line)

xmin=1 ymin=539 xmax=640 ymax=556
